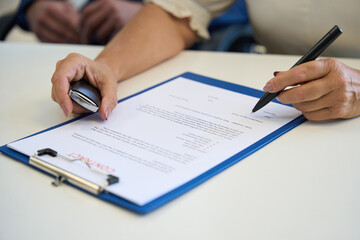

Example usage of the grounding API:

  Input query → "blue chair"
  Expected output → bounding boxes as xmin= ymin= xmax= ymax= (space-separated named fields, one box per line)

xmin=190 ymin=0 xmax=260 ymax=53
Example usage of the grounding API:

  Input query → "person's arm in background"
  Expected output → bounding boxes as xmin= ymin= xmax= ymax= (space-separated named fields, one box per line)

xmin=51 ymin=3 xmax=198 ymax=120
xmin=263 ymin=59 xmax=360 ymax=121
xmin=80 ymin=0 xmax=143 ymax=44
xmin=16 ymin=0 xmax=36 ymax=31
xmin=18 ymin=0 xmax=80 ymax=43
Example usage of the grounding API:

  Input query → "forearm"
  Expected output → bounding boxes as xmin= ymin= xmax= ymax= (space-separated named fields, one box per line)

xmin=95 ymin=3 xmax=197 ymax=81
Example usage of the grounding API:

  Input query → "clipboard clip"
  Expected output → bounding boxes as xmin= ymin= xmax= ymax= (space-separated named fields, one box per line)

xmin=29 ymin=148 xmax=119 ymax=195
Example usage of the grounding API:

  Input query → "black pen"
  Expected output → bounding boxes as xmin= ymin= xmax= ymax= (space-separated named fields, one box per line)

xmin=252 ymin=25 xmax=343 ymax=113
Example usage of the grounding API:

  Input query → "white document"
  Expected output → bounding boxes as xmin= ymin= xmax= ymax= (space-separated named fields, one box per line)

xmin=8 ymin=77 xmax=302 ymax=206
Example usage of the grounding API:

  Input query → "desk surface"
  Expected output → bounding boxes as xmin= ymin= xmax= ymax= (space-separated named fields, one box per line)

xmin=1 ymin=42 xmax=360 ymax=240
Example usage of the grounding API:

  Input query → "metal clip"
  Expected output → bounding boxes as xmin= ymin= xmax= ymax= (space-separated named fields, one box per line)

xmin=52 ymin=175 xmax=65 ymax=187
xmin=29 ymin=148 xmax=119 ymax=195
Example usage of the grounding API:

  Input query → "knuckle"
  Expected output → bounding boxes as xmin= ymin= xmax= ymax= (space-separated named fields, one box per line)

xmin=51 ymin=92 xmax=57 ymax=102
xmin=110 ymin=98 xmax=118 ymax=108
xmin=339 ymin=91 xmax=350 ymax=102
xmin=303 ymin=111 xmax=325 ymax=121
xmin=65 ymin=53 xmax=87 ymax=69
xmin=326 ymin=58 xmax=340 ymax=69
xmin=295 ymin=87 xmax=305 ymax=101
xmin=335 ymin=77 xmax=347 ymax=89
xmin=271 ymin=79 xmax=281 ymax=90
xmin=337 ymin=91 xmax=353 ymax=107
xmin=271 ymin=76 xmax=286 ymax=90
xmin=55 ymin=59 xmax=63 ymax=69
xmin=66 ymin=52 xmax=81 ymax=60
xmin=293 ymin=67 xmax=307 ymax=81
xmin=292 ymin=103 xmax=304 ymax=111
xmin=51 ymin=73 xmax=62 ymax=84
xmin=302 ymin=112 xmax=320 ymax=121
xmin=331 ymin=107 xmax=346 ymax=118
xmin=276 ymin=92 xmax=287 ymax=103
xmin=302 ymin=112 xmax=312 ymax=120
xmin=326 ymin=58 xmax=344 ymax=77
xmin=112 ymin=95 xmax=118 ymax=104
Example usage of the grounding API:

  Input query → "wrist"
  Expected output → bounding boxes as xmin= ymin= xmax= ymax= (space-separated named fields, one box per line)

xmin=95 ymin=56 xmax=125 ymax=82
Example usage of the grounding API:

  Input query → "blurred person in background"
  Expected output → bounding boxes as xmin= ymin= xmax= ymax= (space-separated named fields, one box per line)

xmin=16 ymin=0 xmax=249 ymax=49
xmin=16 ymin=0 xmax=143 ymax=44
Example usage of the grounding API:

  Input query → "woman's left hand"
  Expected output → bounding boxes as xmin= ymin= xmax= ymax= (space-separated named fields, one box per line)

xmin=263 ymin=58 xmax=360 ymax=121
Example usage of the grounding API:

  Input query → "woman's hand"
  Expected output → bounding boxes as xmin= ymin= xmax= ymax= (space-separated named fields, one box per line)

xmin=26 ymin=1 xmax=80 ymax=43
xmin=263 ymin=58 xmax=360 ymax=121
xmin=80 ymin=0 xmax=143 ymax=44
xmin=51 ymin=53 xmax=118 ymax=120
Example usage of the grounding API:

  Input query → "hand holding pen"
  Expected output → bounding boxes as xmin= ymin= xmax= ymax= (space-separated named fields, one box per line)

xmin=253 ymin=26 xmax=360 ymax=121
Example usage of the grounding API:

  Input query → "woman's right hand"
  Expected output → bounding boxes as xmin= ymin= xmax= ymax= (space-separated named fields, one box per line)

xmin=264 ymin=58 xmax=360 ymax=121
xmin=26 ymin=1 xmax=80 ymax=43
xmin=51 ymin=53 xmax=118 ymax=120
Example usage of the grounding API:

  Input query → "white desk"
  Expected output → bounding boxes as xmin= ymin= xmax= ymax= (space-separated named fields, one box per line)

xmin=1 ymin=42 xmax=360 ymax=240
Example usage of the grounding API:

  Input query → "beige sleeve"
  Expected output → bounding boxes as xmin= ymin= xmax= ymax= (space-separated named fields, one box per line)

xmin=144 ymin=0 xmax=235 ymax=40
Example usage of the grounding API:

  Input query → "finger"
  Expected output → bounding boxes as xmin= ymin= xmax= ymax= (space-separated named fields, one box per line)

xmin=277 ymin=75 xmax=337 ymax=104
xmin=62 ymin=3 xmax=81 ymax=43
xmin=292 ymin=94 xmax=332 ymax=113
xmin=33 ymin=9 xmax=68 ymax=43
xmin=96 ymin=79 xmax=118 ymax=120
xmin=46 ymin=5 xmax=79 ymax=42
xmin=80 ymin=1 xmax=103 ymax=43
xmin=63 ymin=2 xmax=80 ymax=30
xmin=37 ymin=23 xmax=66 ymax=43
xmin=56 ymin=2 xmax=79 ymax=33
xmin=81 ymin=0 xmax=102 ymax=21
xmin=43 ymin=15 xmax=78 ymax=43
xmin=294 ymin=85 xmax=357 ymax=118
xmin=264 ymin=59 xmax=333 ymax=93
xmin=302 ymin=108 xmax=334 ymax=121
xmin=51 ymin=86 xmax=56 ymax=102
xmin=51 ymin=72 xmax=73 ymax=117
xmin=51 ymin=54 xmax=88 ymax=116
xmin=52 ymin=84 xmax=87 ymax=115
xmin=80 ymin=3 xmax=109 ymax=43
xmin=96 ymin=16 xmax=116 ymax=43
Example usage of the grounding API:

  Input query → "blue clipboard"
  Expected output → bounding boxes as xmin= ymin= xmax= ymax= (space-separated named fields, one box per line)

xmin=0 ymin=72 xmax=306 ymax=214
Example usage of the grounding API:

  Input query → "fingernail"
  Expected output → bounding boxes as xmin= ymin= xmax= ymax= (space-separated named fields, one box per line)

xmin=273 ymin=71 xmax=279 ymax=76
xmin=263 ymin=83 xmax=273 ymax=92
xmin=105 ymin=108 xmax=111 ymax=120
xmin=61 ymin=105 xmax=69 ymax=117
